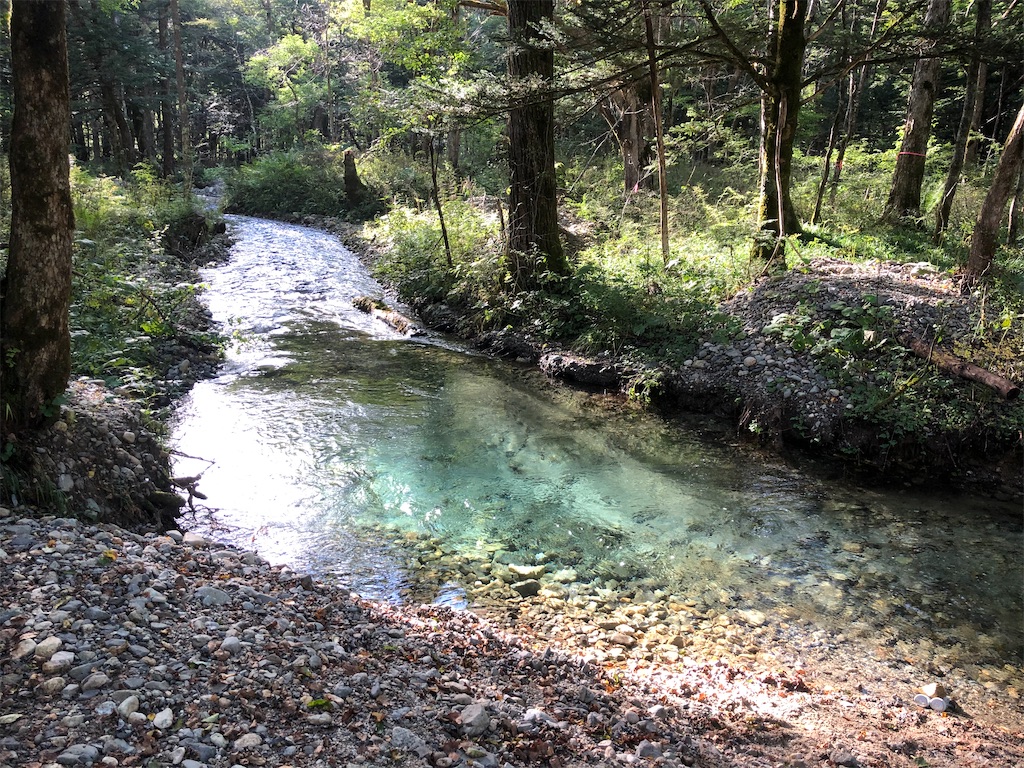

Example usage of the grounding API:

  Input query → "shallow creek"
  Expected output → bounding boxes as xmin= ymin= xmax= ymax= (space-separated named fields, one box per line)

xmin=172 ymin=215 xmax=1022 ymax=714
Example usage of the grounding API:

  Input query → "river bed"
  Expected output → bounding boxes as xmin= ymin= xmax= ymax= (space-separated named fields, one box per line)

xmin=171 ymin=215 xmax=1023 ymax=720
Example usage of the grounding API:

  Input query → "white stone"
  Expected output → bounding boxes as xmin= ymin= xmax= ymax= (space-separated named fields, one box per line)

xmin=117 ymin=695 xmax=140 ymax=718
xmin=153 ymin=707 xmax=174 ymax=730
xmin=182 ymin=532 xmax=209 ymax=548
xmin=233 ymin=732 xmax=262 ymax=750
xmin=34 ymin=636 xmax=63 ymax=660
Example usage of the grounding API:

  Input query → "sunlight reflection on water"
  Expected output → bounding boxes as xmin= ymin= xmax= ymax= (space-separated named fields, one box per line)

xmin=172 ymin=215 xmax=1023 ymax=672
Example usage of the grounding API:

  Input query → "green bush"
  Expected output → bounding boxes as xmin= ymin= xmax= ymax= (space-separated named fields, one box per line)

xmin=225 ymin=148 xmax=382 ymax=219
xmin=68 ymin=165 xmax=221 ymax=386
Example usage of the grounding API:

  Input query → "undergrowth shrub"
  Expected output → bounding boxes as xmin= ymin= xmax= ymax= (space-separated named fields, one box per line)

xmin=226 ymin=147 xmax=383 ymax=218
xmin=69 ymin=165 xmax=221 ymax=386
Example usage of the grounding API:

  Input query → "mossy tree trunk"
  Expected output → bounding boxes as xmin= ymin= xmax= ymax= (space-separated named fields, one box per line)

xmin=1 ymin=0 xmax=74 ymax=434
xmin=754 ymin=0 xmax=808 ymax=267
xmin=505 ymin=0 xmax=567 ymax=290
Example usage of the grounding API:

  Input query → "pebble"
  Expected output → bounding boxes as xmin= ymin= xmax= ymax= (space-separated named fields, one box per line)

xmin=233 ymin=733 xmax=262 ymax=750
xmin=117 ymin=696 xmax=140 ymax=717
xmin=153 ymin=708 xmax=175 ymax=729
xmin=35 ymin=635 xmax=64 ymax=659
xmin=2 ymin=508 xmax=1019 ymax=768
xmin=459 ymin=703 xmax=491 ymax=737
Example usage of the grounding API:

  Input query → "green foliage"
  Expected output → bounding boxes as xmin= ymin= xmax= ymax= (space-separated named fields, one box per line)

xmin=68 ymin=166 xmax=220 ymax=385
xmin=225 ymin=148 xmax=382 ymax=219
xmin=763 ymin=290 xmax=895 ymax=359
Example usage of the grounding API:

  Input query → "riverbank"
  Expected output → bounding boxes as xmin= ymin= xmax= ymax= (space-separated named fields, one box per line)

xmin=2 ymin=213 xmax=1022 ymax=768
xmin=296 ymin=214 xmax=1023 ymax=502
xmin=3 ymin=513 xmax=1023 ymax=768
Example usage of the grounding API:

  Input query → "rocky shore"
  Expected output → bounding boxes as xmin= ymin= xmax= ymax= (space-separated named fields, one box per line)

xmin=3 ymin=212 xmax=1022 ymax=768
xmin=3 ymin=512 xmax=1023 ymax=768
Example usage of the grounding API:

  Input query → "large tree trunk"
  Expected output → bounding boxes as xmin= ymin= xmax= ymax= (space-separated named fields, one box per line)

xmin=170 ymin=0 xmax=192 ymax=191
xmin=505 ymin=0 xmax=567 ymax=289
xmin=598 ymin=80 xmax=654 ymax=196
xmin=1 ymin=0 xmax=74 ymax=433
xmin=934 ymin=0 xmax=990 ymax=242
xmin=754 ymin=0 xmax=808 ymax=267
xmin=159 ymin=2 xmax=175 ymax=177
xmin=883 ymin=0 xmax=951 ymax=222
xmin=964 ymin=102 xmax=1024 ymax=281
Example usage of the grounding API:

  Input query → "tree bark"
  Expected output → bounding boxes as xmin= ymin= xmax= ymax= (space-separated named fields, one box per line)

xmin=964 ymin=101 xmax=1024 ymax=281
xmin=598 ymin=80 xmax=654 ymax=196
xmin=170 ymin=0 xmax=191 ymax=191
xmin=505 ymin=0 xmax=566 ymax=289
xmin=1008 ymin=161 xmax=1024 ymax=245
xmin=343 ymin=148 xmax=368 ymax=204
xmin=754 ymin=0 xmax=808 ymax=267
xmin=964 ymin=61 xmax=989 ymax=168
xmin=933 ymin=0 xmax=990 ymax=242
xmin=830 ymin=0 xmax=887 ymax=204
xmin=641 ymin=0 xmax=670 ymax=264
xmin=159 ymin=2 xmax=175 ymax=177
xmin=883 ymin=0 xmax=951 ymax=222
xmin=1 ymin=0 xmax=74 ymax=433
xmin=901 ymin=334 xmax=1019 ymax=400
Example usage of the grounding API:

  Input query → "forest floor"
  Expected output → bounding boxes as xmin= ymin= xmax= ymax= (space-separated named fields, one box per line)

xmin=2 ymin=213 xmax=1022 ymax=768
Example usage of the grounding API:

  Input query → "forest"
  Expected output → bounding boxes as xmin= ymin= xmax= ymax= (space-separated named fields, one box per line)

xmin=1 ymin=0 xmax=1023 ymax=489
xmin=3 ymin=4 xmax=1024 ymax=766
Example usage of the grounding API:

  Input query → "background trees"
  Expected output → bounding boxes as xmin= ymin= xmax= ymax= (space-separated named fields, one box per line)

xmin=2 ymin=0 xmax=1023 ymax=388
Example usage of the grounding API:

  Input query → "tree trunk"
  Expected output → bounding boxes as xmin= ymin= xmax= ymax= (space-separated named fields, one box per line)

xmin=934 ymin=0 xmax=990 ymax=242
xmin=641 ymin=0 xmax=670 ymax=264
xmin=1 ymin=0 xmax=74 ymax=433
xmin=446 ymin=125 xmax=461 ymax=175
xmin=964 ymin=102 xmax=1024 ymax=281
xmin=598 ymin=81 xmax=654 ymax=195
xmin=830 ymin=0 xmax=887 ymax=204
xmin=343 ymin=149 xmax=368 ymax=204
xmin=883 ymin=0 xmax=951 ymax=222
xmin=1008 ymin=161 xmax=1024 ymax=245
xmin=505 ymin=0 xmax=567 ymax=289
xmin=965 ymin=61 xmax=989 ymax=167
xmin=812 ymin=86 xmax=845 ymax=225
xmin=158 ymin=2 xmax=175 ymax=177
xmin=72 ymin=118 xmax=89 ymax=162
xmin=170 ymin=0 xmax=191 ymax=190
xmin=128 ymin=94 xmax=157 ymax=165
xmin=754 ymin=0 xmax=808 ymax=267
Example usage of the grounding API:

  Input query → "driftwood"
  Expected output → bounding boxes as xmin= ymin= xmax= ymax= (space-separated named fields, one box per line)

xmin=353 ymin=296 xmax=423 ymax=336
xmin=900 ymin=334 xmax=1019 ymax=400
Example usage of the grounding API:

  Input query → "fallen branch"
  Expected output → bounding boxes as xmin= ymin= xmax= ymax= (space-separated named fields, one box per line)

xmin=353 ymin=296 xmax=423 ymax=336
xmin=900 ymin=334 xmax=1020 ymax=400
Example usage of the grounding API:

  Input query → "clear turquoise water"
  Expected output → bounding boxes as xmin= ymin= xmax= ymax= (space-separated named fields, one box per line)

xmin=172 ymin=216 xmax=1023 ymax=673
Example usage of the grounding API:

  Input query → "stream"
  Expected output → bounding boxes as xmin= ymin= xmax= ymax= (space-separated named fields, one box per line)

xmin=171 ymin=215 xmax=1023 ymax=704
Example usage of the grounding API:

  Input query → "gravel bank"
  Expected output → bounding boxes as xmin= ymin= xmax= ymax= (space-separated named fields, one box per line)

xmin=3 ymin=511 xmax=1023 ymax=768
